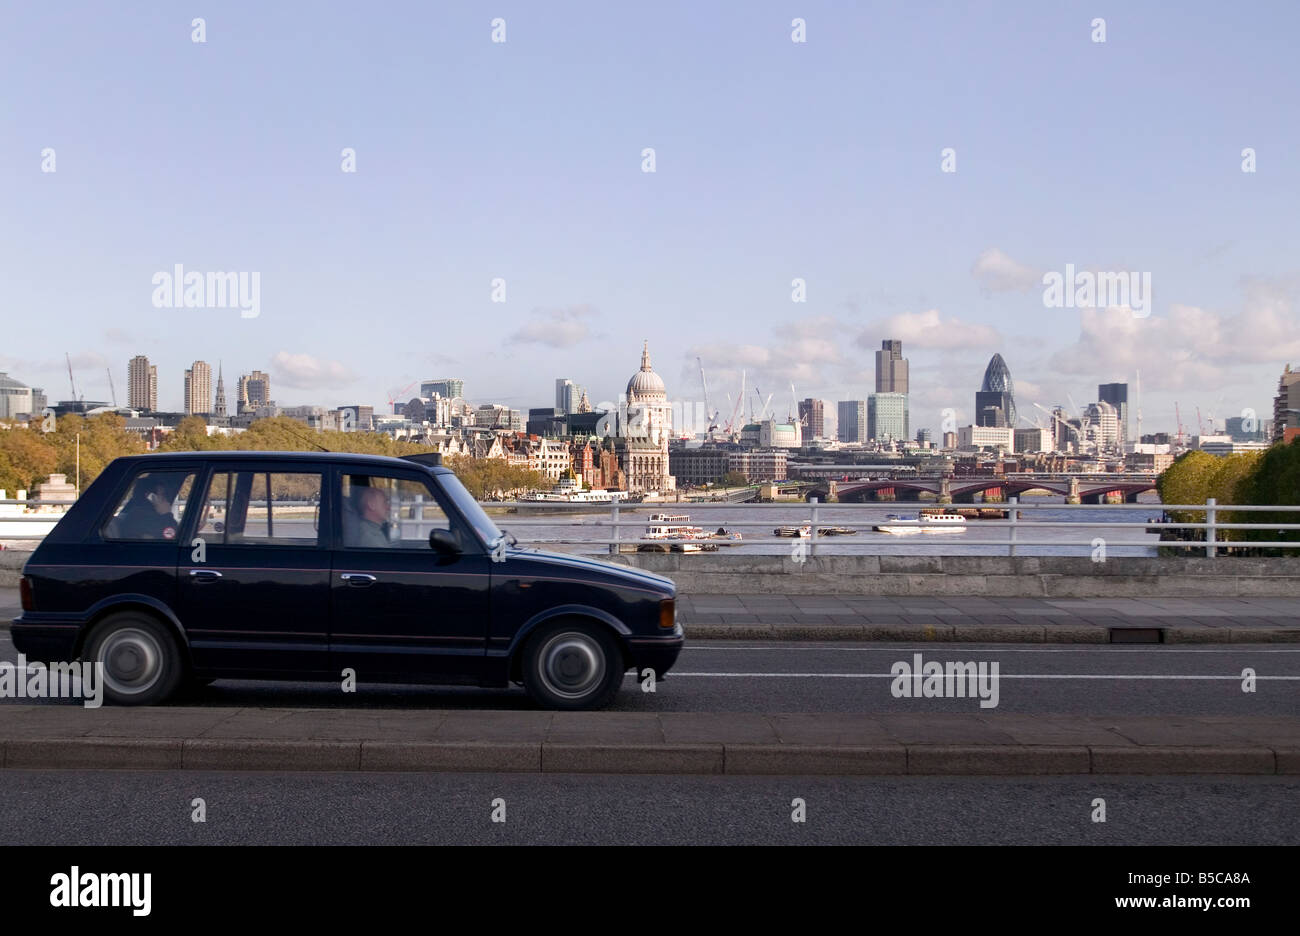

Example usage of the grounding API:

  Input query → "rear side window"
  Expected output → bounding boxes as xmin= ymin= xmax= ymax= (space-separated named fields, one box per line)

xmin=103 ymin=470 xmax=197 ymax=542
xmin=195 ymin=470 xmax=323 ymax=547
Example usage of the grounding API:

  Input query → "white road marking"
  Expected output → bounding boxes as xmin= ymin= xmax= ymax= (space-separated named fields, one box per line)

xmin=683 ymin=645 xmax=1300 ymax=654
xmin=668 ymin=672 xmax=1300 ymax=680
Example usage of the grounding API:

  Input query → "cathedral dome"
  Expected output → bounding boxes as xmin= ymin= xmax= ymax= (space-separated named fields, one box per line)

xmin=626 ymin=341 xmax=666 ymax=401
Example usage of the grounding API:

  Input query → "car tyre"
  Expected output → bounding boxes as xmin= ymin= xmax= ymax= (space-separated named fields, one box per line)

xmin=523 ymin=621 xmax=623 ymax=711
xmin=84 ymin=612 xmax=183 ymax=706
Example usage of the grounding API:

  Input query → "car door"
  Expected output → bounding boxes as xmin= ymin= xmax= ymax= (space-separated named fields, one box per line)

xmin=328 ymin=467 xmax=491 ymax=681
xmin=94 ymin=465 xmax=199 ymax=611
xmin=175 ymin=463 xmax=331 ymax=674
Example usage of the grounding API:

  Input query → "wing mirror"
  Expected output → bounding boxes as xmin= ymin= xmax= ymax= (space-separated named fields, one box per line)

xmin=429 ymin=528 xmax=460 ymax=556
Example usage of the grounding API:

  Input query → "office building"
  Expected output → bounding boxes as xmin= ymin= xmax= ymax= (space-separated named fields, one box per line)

xmin=798 ymin=398 xmax=825 ymax=439
xmin=837 ymin=400 xmax=866 ymax=443
xmin=875 ymin=340 xmax=909 ymax=394
xmin=867 ymin=392 xmax=908 ymax=442
xmin=1098 ymin=382 xmax=1129 ymax=445
xmin=975 ymin=354 xmax=1016 ymax=428
xmin=421 ymin=378 xmax=464 ymax=401
xmin=555 ymin=379 xmax=582 ymax=414
xmin=527 ymin=407 xmax=568 ymax=437
xmin=1274 ymin=364 xmax=1300 ymax=443
xmin=1014 ymin=427 xmax=1054 ymax=454
xmin=0 ymin=372 xmax=34 ymax=420
xmin=669 ymin=447 xmax=732 ymax=486
xmin=238 ymin=370 xmax=271 ymax=413
xmin=958 ymin=425 xmax=1015 ymax=452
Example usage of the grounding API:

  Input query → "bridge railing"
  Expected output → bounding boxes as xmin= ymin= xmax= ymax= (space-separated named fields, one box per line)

xmin=486 ymin=497 xmax=1300 ymax=558
xmin=4 ymin=496 xmax=1299 ymax=558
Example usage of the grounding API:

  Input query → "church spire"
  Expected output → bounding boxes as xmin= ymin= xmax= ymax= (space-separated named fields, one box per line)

xmin=214 ymin=360 xmax=227 ymax=418
xmin=640 ymin=340 xmax=652 ymax=372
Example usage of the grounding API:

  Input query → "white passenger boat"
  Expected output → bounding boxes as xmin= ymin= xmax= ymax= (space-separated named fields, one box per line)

xmin=873 ymin=512 xmax=968 ymax=534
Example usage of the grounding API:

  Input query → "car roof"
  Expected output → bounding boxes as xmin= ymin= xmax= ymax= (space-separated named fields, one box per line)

xmin=112 ymin=451 xmax=451 ymax=475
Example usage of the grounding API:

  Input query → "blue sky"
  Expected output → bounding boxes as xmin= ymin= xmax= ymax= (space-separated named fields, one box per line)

xmin=3 ymin=1 xmax=1297 ymax=436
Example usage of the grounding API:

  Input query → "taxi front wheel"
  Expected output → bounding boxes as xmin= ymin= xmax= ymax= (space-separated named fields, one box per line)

xmin=523 ymin=622 xmax=623 ymax=710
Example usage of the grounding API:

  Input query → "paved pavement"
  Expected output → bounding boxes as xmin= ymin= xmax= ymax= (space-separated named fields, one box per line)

xmin=678 ymin=593 xmax=1300 ymax=642
xmin=0 ymin=705 xmax=1295 ymax=775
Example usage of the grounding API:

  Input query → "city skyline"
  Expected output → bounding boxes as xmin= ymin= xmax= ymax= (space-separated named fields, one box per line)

xmin=3 ymin=3 xmax=1297 ymax=432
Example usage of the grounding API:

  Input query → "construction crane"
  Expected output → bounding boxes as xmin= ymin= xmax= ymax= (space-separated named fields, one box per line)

xmin=1135 ymin=369 xmax=1142 ymax=444
xmin=1196 ymin=406 xmax=1204 ymax=438
xmin=697 ymin=358 xmax=719 ymax=435
xmin=1032 ymin=401 xmax=1070 ymax=435
xmin=65 ymin=352 xmax=79 ymax=402
xmin=385 ymin=380 xmax=418 ymax=414
xmin=723 ymin=369 xmax=745 ymax=434
xmin=106 ymin=368 xmax=117 ymax=407
xmin=1175 ymin=402 xmax=1185 ymax=447
xmin=791 ymin=383 xmax=806 ymax=426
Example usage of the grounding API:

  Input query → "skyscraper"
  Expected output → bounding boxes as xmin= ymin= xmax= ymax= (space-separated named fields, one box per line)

xmin=875 ymin=340 xmax=909 ymax=394
xmin=238 ymin=370 xmax=271 ymax=413
xmin=128 ymin=355 xmax=157 ymax=412
xmin=837 ymin=400 xmax=866 ymax=443
xmin=421 ymin=378 xmax=465 ymax=401
xmin=555 ymin=378 xmax=581 ymax=414
xmin=798 ymin=398 xmax=825 ymax=439
xmin=184 ymin=361 xmax=212 ymax=416
xmin=975 ymin=354 xmax=1016 ymax=428
xmin=1098 ymin=382 xmax=1129 ymax=446
xmin=214 ymin=362 xmax=227 ymax=418
xmin=1274 ymin=364 xmax=1300 ymax=443
xmin=868 ymin=392 xmax=909 ymax=442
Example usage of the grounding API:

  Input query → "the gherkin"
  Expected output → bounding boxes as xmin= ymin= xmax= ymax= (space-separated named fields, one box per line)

xmin=975 ymin=354 xmax=1016 ymax=428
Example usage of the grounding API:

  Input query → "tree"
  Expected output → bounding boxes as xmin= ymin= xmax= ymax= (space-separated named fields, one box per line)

xmin=444 ymin=455 xmax=546 ymax=500
xmin=720 ymin=471 xmax=750 ymax=488
xmin=0 ymin=427 xmax=58 ymax=492
xmin=1236 ymin=438 xmax=1300 ymax=551
xmin=160 ymin=416 xmax=213 ymax=452
xmin=1156 ymin=450 xmax=1217 ymax=525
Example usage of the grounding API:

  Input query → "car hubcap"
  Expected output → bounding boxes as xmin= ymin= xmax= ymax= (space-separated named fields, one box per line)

xmin=539 ymin=632 xmax=605 ymax=700
xmin=99 ymin=628 xmax=163 ymax=696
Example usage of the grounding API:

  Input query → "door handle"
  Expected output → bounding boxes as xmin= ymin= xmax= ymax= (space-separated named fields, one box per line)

xmin=340 ymin=573 xmax=377 ymax=586
xmin=189 ymin=569 xmax=223 ymax=581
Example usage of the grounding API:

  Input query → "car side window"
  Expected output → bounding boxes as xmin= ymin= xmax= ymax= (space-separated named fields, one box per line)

xmin=102 ymin=470 xmax=197 ymax=542
xmin=195 ymin=470 xmax=323 ymax=547
xmin=341 ymin=473 xmax=449 ymax=549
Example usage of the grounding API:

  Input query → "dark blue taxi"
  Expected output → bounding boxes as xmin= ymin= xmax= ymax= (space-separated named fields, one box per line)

xmin=11 ymin=452 xmax=683 ymax=709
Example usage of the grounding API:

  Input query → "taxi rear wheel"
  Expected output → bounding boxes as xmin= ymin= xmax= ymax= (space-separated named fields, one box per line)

xmin=523 ymin=622 xmax=623 ymax=710
xmin=84 ymin=612 xmax=183 ymax=706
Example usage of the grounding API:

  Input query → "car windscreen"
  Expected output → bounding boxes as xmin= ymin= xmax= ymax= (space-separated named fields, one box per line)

xmin=436 ymin=470 xmax=502 ymax=547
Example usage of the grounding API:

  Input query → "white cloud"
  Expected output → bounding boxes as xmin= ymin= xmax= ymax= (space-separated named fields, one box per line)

xmin=972 ymin=248 xmax=1040 ymax=293
xmin=506 ymin=305 xmax=593 ymax=348
xmin=1047 ymin=281 xmax=1300 ymax=392
xmin=686 ymin=318 xmax=848 ymax=403
xmin=270 ymin=351 xmax=355 ymax=390
xmin=861 ymin=308 xmax=1000 ymax=350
